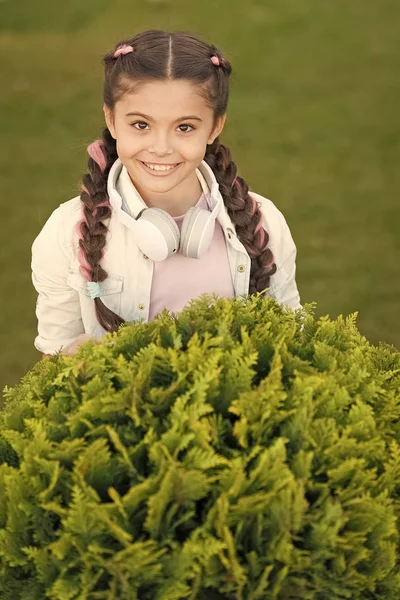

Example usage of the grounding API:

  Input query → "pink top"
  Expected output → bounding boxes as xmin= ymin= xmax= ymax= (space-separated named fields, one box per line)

xmin=149 ymin=192 xmax=235 ymax=320
xmin=118 ymin=167 xmax=235 ymax=321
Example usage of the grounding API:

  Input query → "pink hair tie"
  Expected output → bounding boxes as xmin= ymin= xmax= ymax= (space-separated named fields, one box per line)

xmin=87 ymin=140 xmax=107 ymax=173
xmin=211 ymin=56 xmax=220 ymax=66
xmin=114 ymin=44 xmax=134 ymax=58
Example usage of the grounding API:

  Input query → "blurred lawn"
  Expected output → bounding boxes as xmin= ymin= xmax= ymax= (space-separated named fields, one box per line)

xmin=1 ymin=0 xmax=399 ymax=394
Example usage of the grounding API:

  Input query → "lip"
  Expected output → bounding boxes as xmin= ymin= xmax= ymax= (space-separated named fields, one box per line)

xmin=139 ymin=160 xmax=182 ymax=176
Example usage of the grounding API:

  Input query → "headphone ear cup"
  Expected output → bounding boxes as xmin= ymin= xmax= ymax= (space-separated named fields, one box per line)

xmin=181 ymin=207 xmax=217 ymax=258
xmin=135 ymin=208 xmax=180 ymax=261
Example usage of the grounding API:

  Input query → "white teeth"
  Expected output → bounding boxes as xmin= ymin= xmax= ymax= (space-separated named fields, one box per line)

xmin=143 ymin=162 xmax=177 ymax=171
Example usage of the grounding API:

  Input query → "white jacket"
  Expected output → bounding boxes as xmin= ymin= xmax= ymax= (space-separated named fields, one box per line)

xmin=31 ymin=159 xmax=302 ymax=354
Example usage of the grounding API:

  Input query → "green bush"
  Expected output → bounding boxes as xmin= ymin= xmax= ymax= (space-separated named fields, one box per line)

xmin=0 ymin=295 xmax=399 ymax=599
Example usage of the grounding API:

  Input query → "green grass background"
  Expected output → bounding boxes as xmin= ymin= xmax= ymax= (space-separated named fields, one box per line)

xmin=1 ymin=0 xmax=399 ymax=395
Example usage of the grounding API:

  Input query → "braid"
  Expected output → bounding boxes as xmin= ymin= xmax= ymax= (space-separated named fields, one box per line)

xmin=205 ymin=139 xmax=277 ymax=294
xmin=77 ymin=128 xmax=125 ymax=333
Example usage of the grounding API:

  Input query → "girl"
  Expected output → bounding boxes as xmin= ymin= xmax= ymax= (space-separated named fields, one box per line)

xmin=31 ymin=30 xmax=302 ymax=358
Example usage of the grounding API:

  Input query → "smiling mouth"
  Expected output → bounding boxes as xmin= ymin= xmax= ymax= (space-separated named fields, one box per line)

xmin=140 ymin=161 xmax=182 ymax=175
xmin=141 ymin=161 xmax=180 ymax=171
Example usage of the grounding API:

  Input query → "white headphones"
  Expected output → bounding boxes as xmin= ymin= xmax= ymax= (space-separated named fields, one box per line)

xmin=107 ymin=159 xmax=222 ymax=262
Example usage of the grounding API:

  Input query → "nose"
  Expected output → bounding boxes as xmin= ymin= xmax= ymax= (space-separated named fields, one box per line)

xmin=148 ymin=132 xmax=173 ymax=156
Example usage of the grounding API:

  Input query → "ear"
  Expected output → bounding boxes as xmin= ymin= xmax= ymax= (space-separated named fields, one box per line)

xmin=103 ymin=104 xmax=116 ymax=139
xmin=207 ymin=114 xmax=227 ymax=145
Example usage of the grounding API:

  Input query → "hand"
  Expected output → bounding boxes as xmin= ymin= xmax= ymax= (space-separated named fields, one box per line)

xmin=41 ymin=333 xmax=100 ymax=360
xmin=61 ymin=333 xmax=98 ymax=356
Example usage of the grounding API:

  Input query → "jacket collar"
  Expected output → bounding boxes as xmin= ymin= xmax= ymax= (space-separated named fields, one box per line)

xmin=107 ymin=158 xmax=237 ymax=235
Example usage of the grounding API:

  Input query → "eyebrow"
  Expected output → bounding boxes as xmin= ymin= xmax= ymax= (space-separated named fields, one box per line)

xmin=125 ymin=111 xmax=203 ymax=122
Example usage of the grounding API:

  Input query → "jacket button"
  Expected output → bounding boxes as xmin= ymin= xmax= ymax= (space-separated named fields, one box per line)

xmin=138 ymin=303 xmax=145 ymax=310
xmin=237 ymin=265 xmax=245 ymax=273
xmin=143 ymin=254 xmax=149 ymax=260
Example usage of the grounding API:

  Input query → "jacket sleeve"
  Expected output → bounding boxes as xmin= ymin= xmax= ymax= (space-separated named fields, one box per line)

xmin=251 ymin=192 xmax=302 ymax=312
xmin=31 ymin=206 xmax=85 ymax=354
xmin=273 ymin=212 xmax=302 ymax=311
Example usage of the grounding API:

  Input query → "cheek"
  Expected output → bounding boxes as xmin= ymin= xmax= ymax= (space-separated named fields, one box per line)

xmin=115 ymin=132 xmax=142 ymax=156
xmin=180 ymin=135 xmax=210 ymax=160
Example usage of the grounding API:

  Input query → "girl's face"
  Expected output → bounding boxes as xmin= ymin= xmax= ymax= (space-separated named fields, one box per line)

xmin=104 ymin=79 xmax=226 ymax=202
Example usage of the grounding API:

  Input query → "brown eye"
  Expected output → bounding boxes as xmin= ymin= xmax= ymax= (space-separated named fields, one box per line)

xmin=132 ymin=121 xmax=148 ymax=130
xmin=178 ymin=124 xmax=194 ymax=133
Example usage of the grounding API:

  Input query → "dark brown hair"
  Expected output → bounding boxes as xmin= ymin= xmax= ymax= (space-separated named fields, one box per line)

xmin=78 ymin=30 xmax=277 ymax=333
